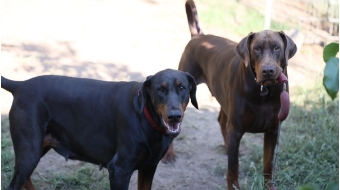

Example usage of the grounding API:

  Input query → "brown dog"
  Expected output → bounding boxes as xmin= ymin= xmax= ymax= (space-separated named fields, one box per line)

xmin=163 ymin=0 xmax=297 ymax=189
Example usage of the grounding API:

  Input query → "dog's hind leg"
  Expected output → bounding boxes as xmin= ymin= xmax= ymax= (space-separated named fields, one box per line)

xmin=21 ymin=135 xmax=58 ymax=190
xmin=8 ymin=107 xmax=47 ymax=190
xmin=217 ymin=108 xmax=228 ymax=152
xmin=161 ymin=143 xmax=176 ymax=163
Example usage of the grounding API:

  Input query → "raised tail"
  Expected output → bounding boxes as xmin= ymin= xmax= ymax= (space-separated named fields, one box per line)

xmin=1 ymin=76 xmax=20 ymax=93
xmin=185 ymin=0 xmax=204 ymax=37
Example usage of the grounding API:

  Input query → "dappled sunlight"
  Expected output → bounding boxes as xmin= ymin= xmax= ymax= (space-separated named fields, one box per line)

xmin=1 ymin=42 xmax=145 ymax=114
xmin=1 ymin=42 xmax=144 ymax=81
xmin=201 ymin=41 xmax=215 ymax=49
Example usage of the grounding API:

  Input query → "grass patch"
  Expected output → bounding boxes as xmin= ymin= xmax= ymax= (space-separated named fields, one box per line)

xmin=1 ymin=117 xmax=14 ymax=188
xmin=36 ymin=164 xmax=109 ymax=190
xmin=277 ymin=83 xmax=338 ymax=189
xmin=213 ymin=162 xmax=227 ymax=176
xmin=197 ymin=0 xmax=295 ymax=36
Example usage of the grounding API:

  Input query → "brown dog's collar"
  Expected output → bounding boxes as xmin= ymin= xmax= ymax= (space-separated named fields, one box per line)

xmin=143 ymin=107 xmax=166 ymax=134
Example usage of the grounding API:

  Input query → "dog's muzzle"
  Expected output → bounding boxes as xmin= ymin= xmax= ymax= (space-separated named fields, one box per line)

xmin=162 ymin=119 xmax=181 ymax=137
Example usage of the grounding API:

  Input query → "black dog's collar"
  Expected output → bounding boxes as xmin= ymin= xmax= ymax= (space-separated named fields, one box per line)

xmin=142 ymin=106 xmax=166 ymax=134
xmin=138 ymin=89 xmax=166 ymax=134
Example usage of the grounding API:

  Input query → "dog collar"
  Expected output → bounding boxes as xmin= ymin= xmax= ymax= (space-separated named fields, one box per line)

xmin=143 ymin=107 xmax=166 ymax=134
xmin=250 ymin=63 xmax=287 ymax=96
xmin=138 ymin=89 xmax=166 ymax=134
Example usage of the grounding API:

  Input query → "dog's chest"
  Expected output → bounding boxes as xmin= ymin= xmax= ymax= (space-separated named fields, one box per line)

xmin=136 ymin=137 xmax=172 ymax=168
xmin=241 ymin=100 xmax=281 ymax=132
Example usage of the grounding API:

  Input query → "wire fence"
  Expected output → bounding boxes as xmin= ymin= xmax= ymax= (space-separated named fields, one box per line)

xmin=242 ymin=0 xmax=339 ymax=45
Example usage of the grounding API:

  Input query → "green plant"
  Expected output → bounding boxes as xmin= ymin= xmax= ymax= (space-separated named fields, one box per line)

xmin=323 ymin=42 xmax=339 ymax=100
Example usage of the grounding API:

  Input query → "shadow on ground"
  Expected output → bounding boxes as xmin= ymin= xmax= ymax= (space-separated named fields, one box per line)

xmin=2 ymin=43 xmax=145 ymax=82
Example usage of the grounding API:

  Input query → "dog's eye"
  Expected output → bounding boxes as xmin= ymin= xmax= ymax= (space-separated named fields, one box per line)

xmin=254 ymin=46 xmax=260 ymax=52
xmin=179 ymin=86 xmax=185 ymax=91
xmin=157 ymin=87 xmax=165 ymax=93
xmin=274 ymin=45 xmax=280 ymax=51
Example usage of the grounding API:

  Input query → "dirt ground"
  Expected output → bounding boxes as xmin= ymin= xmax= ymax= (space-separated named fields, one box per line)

xmin=1 ymin=0 xmax=325 ymax=189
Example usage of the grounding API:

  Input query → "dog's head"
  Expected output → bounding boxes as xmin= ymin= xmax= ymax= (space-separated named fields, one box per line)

xmin=235 ymin=30 xmax=297 ymax=86
xmin=138 ymin=69 xmax=198 ymax=137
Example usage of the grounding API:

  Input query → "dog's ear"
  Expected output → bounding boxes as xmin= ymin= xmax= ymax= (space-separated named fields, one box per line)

xmin=185 ymin=72 xmax=199 ymax=109
xmin=235 ymin=32 xmax=255 ymax=67
xmin=279 ymin=31 xmax=297 ymax=66
xmin=138 ymin=75 xmax=153 ymax=113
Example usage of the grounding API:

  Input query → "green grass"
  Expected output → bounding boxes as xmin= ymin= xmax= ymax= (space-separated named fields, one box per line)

xmin=197 ymin=0 xmax=295 ymax=36
xmin=1 ymin=118 xmax=14 ymax=188
xmin=36 ymin=164 xmax=110 ymax=190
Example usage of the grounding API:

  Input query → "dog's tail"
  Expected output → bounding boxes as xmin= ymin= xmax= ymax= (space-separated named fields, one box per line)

xmin=185 ymin=0 xmax=203 ymax=37
xmin=1 ymin=76 xmax=20 ymax=93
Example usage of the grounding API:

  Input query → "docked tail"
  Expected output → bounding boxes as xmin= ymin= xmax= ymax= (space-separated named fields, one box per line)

xmin=1 ymin=76 xmax=20 ymax=93
xmin=185 ymin=0 xmax=204 ymax=37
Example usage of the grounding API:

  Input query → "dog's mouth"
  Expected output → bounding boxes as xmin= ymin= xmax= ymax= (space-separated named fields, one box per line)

xmin=255 ymin=65 xmax=282 ymax=87
xmin=162 ymin=118 xmax=181 ymax=137
xmin=256 ymin=73 xmax=284 ymax=96
xmin=258 ymin=79 xmax=277 ymax=86
xmin=256 ymin=73 xmax=280 ymax=87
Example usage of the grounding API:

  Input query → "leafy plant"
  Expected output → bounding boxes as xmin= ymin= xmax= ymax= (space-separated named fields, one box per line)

xmin=323 ymin=42 xmax=339 ymax=100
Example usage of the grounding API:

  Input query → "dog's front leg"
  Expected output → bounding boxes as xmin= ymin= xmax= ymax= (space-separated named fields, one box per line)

xmin=137 ymin=164 xmax=158 ymax=190
xmin=226 ymin=127 xmax=244 ymax=190
xmin=107 ymin=155 xmax=135 ymax=190
xmin=263 ymin=130 xmax=278 ymax=189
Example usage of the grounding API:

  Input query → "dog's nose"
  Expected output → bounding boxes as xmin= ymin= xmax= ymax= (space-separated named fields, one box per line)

xmin=167 ymin=112 xmax=182 ymax=122
xmin=261 ymin=65 xmax=275 ymax=77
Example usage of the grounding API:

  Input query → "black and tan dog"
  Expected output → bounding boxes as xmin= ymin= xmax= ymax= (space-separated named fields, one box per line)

xmin=163 ymin=1 xmax=297 ymax=189
xmin=1 ymin=68 xmax=198 ymax=190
